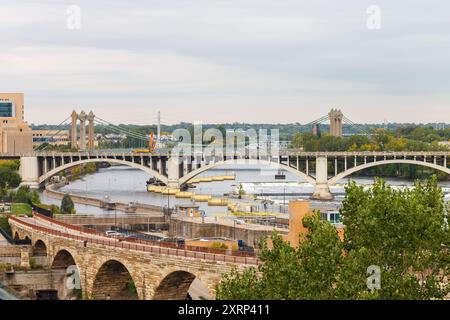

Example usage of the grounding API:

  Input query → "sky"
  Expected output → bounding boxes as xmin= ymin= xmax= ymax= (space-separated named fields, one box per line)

xmin=0 ymin=0 xmax=449 ymax=125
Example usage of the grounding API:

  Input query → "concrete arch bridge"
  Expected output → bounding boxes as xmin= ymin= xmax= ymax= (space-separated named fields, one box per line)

xmin=2 ymin=150 xmax=448 ymax=200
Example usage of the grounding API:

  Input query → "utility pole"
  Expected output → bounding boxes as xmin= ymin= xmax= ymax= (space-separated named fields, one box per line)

xmin=157 ymin=111 xmax=161 ymax=148
xmin=167 ymin=191 xmax=171 ymax=238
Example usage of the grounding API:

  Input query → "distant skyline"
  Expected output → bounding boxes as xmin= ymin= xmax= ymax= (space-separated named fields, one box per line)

xmin=1 ymin=0 xmax=449 ymax=125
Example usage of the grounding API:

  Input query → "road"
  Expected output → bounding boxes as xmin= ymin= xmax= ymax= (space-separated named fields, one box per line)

xmin=12 ymin=215 xmax=259 ymax=266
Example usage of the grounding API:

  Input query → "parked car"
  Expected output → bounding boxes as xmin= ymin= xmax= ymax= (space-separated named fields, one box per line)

xmin=105 ymin=230 xmax=121 ymax=237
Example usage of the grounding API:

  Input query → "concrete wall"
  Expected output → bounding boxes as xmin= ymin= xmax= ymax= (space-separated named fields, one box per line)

xmin=2 ymin=269 xmax=66 ymax=299
xmin=170 ymin=218 xmax=285 ymax=247
xmin=0 ymin=245 xmax=48 ymax=267
xmin=45 ymin=185 xmax=164 ymax=214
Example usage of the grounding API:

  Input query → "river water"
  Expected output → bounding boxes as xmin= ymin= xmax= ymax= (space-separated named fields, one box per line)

xmin=39 ymin=165 xmax=450 ymax=216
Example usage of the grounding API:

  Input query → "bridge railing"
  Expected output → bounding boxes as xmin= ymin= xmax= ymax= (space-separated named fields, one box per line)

xmin=14 ymin=215 xmax=258 ymax=265
xmin=33 ymin=212 xmax=255 ymax=258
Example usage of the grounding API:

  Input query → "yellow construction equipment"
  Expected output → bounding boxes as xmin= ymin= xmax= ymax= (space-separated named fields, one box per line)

xmin=208 ymin=198 xmax=229 ymax=206
xmin=191 ymin=195 xmax=212 ymax=202
xmin=175 ymin=191 xmax=195 ymax=198
xmin=134 ymin=131 xmax=157 ymax=153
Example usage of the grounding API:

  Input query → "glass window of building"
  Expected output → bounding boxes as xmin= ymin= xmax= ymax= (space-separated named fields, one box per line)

xmin=0 ymin=102 xmax=14 ymax=117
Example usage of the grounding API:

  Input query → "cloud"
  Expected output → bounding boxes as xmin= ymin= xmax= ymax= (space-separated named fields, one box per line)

xmin=0 ymin=0 xmax=449 ymax=124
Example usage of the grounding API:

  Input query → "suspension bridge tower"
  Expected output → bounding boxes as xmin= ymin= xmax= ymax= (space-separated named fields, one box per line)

xmin=70 ymin=110 xmax=96 ymax=152
xmin=328 ymin=109 xmax=344 ymax=137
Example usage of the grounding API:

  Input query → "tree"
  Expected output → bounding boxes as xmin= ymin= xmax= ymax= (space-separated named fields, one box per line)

xmin=11 ymin=186 xmax=40 ymax=204
xmin=216 ymin=213 xmax=342 ymax=300
xmin=61 ymin=194 xmax=75 ymax=214
xmin=216 ymin=177 xmax=450 ymax=300
xmin=336 ymin=177 xmax=450 ymax=299
xmin=236 ymin=184 xmax=246 ymax=199
xmin=0 ymin=166 xmax=21 ymax=189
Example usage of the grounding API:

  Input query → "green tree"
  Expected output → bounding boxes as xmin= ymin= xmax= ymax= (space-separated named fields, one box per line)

xmin=0 ymin=166 xmax=21 ymax=189
xmin=237 ymin=184 xmax=245 ymax=199
xmin=217 ymin=177 xmax=450 ymax=300
xmin=11 ymin=186 xmax=40 ymax=204
xmin=216 ymin=213 xmax=342 ymax=300
xmin=61 ymin=194 xmax=75 ymax=214
xmin=336 ymin=177 xmax=450 ymax=299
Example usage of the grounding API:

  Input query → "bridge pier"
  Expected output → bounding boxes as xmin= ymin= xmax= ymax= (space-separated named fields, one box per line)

xmin=19 ymin=156 xmax=40 ymax=189
xmin=310 ymin=156 xmax=334 ymax=201
xmin=167 ymin=157 xmax=181 ymax=188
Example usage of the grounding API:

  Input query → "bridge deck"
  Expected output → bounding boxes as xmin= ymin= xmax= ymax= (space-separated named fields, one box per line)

xmin=10 ymin=214 xmax=258 ymax=265
xmin=1 ymin=150 xmax=449 ymax=157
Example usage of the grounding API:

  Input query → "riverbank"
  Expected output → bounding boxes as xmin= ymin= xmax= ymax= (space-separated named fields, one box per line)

xmin=44 ymin=184 xmax=164 ymax=215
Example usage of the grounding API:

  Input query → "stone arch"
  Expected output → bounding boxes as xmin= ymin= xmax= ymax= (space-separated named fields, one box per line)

xmin=12 ymin=229 xmax=31 ymax=242
xmin=33 ymin=239 xmax=47 ymax=256
xmin=179 ymin=159 xmax=316 ymax=186
xmin=51 ymin=249 xmax=82 ymax=300
xmin=153 ymin=270 xmax=212 ymax=300
xmin=38 ymin=158 xmax=168 ymax=185
xmin=328 ymin=159 xmax=450 ymax=185
xmin=51 ymin=249 xmax=78 ymax=270
xmin=91 ymin=259 xmax=138 ymax=300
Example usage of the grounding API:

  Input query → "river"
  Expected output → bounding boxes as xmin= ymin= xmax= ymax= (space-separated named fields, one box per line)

xmin=39 ymin=164 xmax=450 ymax=216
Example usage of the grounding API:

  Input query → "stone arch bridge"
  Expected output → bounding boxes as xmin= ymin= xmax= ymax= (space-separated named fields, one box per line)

xmin=1 ymin=150 xmax=448 ymax=200
xmin=9 ymin=214 xmax=256 ymax=300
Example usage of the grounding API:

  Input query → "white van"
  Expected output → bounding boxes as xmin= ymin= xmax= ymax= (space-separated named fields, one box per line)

xmin=105 ymin=230 xmax=121 ymax=237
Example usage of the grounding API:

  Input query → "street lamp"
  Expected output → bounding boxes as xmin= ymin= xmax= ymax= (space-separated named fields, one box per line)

xmin=114 ymin=206 xmax=117 ymax=231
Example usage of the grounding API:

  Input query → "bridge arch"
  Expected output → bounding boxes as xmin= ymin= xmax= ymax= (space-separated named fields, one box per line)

xmin=32 ymin=239 xmax=48 ymax=256
xmin=328 ymin=159 xmax=450 ymax=185
xmin=51 ymin=249 xmax=83 ymax=299
xmin=38 ymin=158 xmax=168 ymax=185
xmin=11 ymin=227 xmax=31 ymax=243
xmin=51 ymin=249 xmax=78 ymax=270
xmin=92 ymin=259 xmax=138 ymax=300
xmin=153 ymin=270 xmax=212 ymax=300
xmin=178 ymin=159 xmax=316 ymax=186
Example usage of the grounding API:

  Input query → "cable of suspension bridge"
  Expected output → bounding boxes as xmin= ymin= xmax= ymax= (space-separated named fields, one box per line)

xmin=94 ymin=117 xmax=148 ymax=139
xmin=342 ymin=116 xmax=371 ymax=135
xmin=34 ymin=116 xmax=72 ymax=151
xmin=300 ymin=115 xmax=330 ymax=130
xmin=94 ymin=117 xmax=150 ymax=141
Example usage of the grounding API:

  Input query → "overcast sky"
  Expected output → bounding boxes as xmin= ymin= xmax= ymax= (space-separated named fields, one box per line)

xmin=1 ymin=0 xmax=449 ymax=125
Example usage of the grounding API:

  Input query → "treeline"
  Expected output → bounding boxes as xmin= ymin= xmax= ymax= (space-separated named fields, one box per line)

xmin=0 ymin=160 xmax=77 ymax=216
xmin=291 ymin=129 xmax=449 ymax=152
xmin=31 ymin=123 xmax=450 ymax=144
